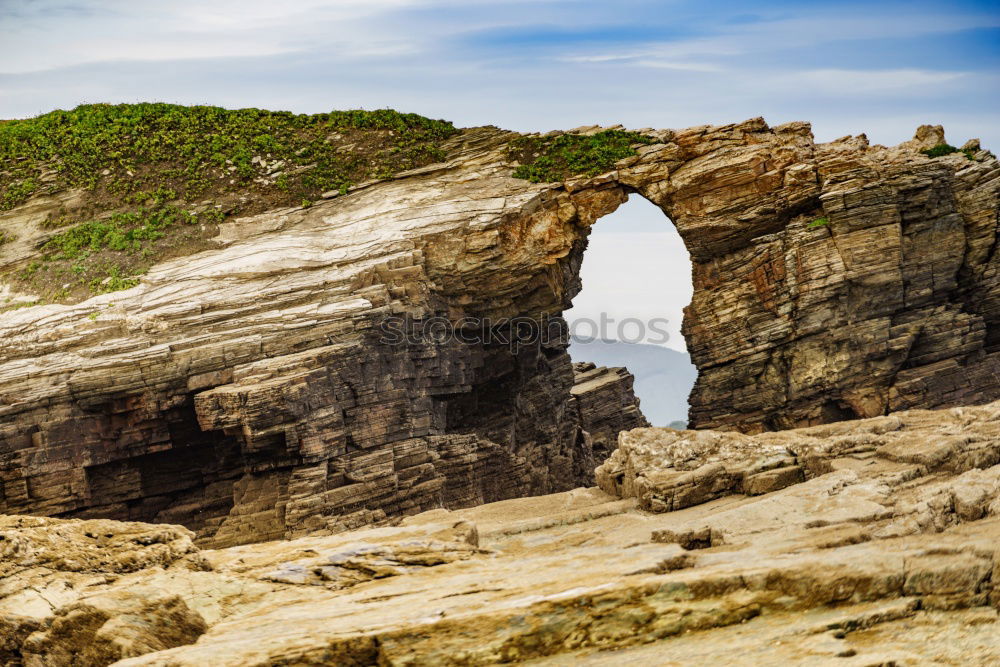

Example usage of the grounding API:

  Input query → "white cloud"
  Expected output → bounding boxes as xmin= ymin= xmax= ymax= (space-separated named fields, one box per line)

xmin=559 ymin=54 xmax=636 ymax=63
xmin=553 ymin=10 xmax=999 ymax=76
xmin=0 ymin=0 xmax=428 ymax=74
xmin=784 ymin=68 xmax=967 ymax=93
xmin=560 ymin=54 xmax=722 ymax=71
xmin=631 ymin=59 xmax=722 ymax=72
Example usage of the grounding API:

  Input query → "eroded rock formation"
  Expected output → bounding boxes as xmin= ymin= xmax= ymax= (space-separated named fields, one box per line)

xmin=1 ymin=116 xmax=997 ymax=544
xmin=2 ymin=401 xmax=998 ymax=665
xmin=597 ymin=400 xmax=1000 ymax=525
xmin=571 ymin=362 xmax=649 ymax=461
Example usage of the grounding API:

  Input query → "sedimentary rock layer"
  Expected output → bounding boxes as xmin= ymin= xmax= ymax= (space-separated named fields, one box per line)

xmin=571 ymin=362 xmax=649 ymax=461
xmin=1 ymin=118 xmax=997 ymax=543
xmin=2 ymin=401 xmax=998 ymax=665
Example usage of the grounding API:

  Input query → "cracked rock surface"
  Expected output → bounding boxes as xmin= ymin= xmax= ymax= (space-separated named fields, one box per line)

xmin=1 ymin=401 xmax=998 ymax=665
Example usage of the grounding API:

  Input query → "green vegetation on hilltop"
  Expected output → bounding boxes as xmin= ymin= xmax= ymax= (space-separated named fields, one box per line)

xmin=1 ymin=178 xmax=37 ymax=210
xmin=507 ymin=130 xmax=655 ymax=183
xmin=0 ymin=103 xmax=458 ymax=301
xmin=920 ymin=143 xmax=976 ymax=161
xmin=42 ymin=205 xmax=202 ymax=260
xmin=0 ymin=104 xmax=457 ymax=209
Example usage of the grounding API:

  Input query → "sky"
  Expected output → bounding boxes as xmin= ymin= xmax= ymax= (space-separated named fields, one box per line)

xmin=2 ymin=0 xmax=998 ymax=353
xmin=2 ymin=0 xmax=996 ymax=145
xmin=565 ymin=195 xmax=692 ymax=351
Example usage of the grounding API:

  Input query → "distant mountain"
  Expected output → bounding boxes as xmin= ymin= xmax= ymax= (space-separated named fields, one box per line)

xmin=569 ymin=337 xmax=697 ymax=427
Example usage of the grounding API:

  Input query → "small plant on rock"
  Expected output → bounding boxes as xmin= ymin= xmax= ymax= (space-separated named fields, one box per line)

xmin=508 ymin=130 xmax=655 ymax=183
xmin=919 ymin=143 xmax=980 ymax=161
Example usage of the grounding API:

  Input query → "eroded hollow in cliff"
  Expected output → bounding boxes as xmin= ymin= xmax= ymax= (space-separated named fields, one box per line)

xmin=567 ymin=194 xmax=697 ymax=427
xmin=63 ymin=396 xmax=244 ymax=540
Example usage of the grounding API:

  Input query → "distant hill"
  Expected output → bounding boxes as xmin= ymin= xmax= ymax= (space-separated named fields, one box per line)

xmin=569 ymin=337 xmax=697 ymax=427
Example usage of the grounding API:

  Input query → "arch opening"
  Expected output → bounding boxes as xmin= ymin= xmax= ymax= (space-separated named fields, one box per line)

xmin=566 ymin=193 xmax=697 ymax=427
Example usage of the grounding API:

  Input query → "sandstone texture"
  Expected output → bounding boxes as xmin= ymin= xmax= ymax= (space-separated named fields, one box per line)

xmin=1 ymin=117 xmax=998 ymax=545
xmin=2 ymin=402 xmax=999 ymax=665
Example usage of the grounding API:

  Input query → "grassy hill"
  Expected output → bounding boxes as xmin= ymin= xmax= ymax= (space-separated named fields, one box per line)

xmin=0 ymin=103 xmax=458 ymax=302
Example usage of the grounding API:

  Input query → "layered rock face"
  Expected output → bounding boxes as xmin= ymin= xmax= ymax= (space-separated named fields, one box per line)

xmin=611 ymin=121 xmax=999 ymax=431
xmin=571 ymin=362 xmax=649 ymax=461
xmin=1 ymin=118 xmax=997 ymax=544
xmin=0 ymin=125 xmax=640 ymax=545
xmin=2 ymin=401 xmax=998 ymax=665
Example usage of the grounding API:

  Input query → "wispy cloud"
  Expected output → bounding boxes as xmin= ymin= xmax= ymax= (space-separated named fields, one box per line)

xmin=546 ymin=6 xmax=1000 ymax=72
xmin=559 ymin=53 xmax=723 ymax=71
xmin=0 ymin=0 xmax=996 ymax=153
xmin=631 ymin=60 xmax=723 ymax=72
xmin=785 ymin=68 xmax=968 ymax=94
xmin=0 ymin=0 xmax=428 ymax=74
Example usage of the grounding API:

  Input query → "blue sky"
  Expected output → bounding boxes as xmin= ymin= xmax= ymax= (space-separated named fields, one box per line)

xmin=1 ymin=0 xmax=997 ymax=148
xmin=2 ymin=0 xmax=997 ymax=352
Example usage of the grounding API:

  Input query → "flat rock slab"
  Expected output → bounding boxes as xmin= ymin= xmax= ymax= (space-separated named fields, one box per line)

xmin=2 ymin=401 xmax=999 ymax=665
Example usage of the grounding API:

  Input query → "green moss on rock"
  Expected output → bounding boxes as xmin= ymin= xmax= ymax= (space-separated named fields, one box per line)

xmin=920 ymin=143 xmax=977 ymax=161
xmin=0 ymin=103 xmax=458 ymax=299
xmin=508 ymin=130 xmax=655 ymax=183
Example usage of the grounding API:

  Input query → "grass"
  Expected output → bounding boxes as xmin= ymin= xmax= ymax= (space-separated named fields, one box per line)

xmin=0 ymin=178 xmax=37 ymax=211
xmin=0 ymin=103 xmax=457 ymax=208
xmin=88 ymin=265 xmax=140 ymax=294
xmin=21 ymin=200 xmax=216 ymax=299
xmin=507 ymin=130 xmax=655 ymax=183
xmin=807 ymin=217 xmax=830 ymax=229
xmin=920 ymin=144 xmax=977 ymax=161
xmin=42 ymin=205 xmax=197 ymax=260
xmin=0 ymin=103 xmax=459 ymax=300
xmin=0 ymin=299 xmax=43 ymax=313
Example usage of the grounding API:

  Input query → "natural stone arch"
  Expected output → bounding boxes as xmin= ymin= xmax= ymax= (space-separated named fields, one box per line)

xmin=1 ymin=117 xmax=997 ymax=545
xmin=553 ymin=118 xmax=999 ymax=432
xmin=565 ymin=194 xmax=696 ymax=428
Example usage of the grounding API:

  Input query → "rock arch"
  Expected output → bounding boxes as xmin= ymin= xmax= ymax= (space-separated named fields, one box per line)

xmin=552 ymin=119 xmax=1000 ymax=432
xmin=1 ymin=117 xmax=997 ymax=544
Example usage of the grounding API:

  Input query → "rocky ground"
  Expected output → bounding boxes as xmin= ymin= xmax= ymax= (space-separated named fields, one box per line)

xmin=3 ymin=401 xmax=998 ymax=666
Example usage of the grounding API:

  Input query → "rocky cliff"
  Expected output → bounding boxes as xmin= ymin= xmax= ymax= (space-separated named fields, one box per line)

xmin=1 ymin=106 xmax=998 ymax=545
xmin=2 ymin=401 xmax=998 ymax=665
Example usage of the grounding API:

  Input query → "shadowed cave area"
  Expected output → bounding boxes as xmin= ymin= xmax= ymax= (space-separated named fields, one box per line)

xmin=58 ymin=397 xmax=243 ymax=535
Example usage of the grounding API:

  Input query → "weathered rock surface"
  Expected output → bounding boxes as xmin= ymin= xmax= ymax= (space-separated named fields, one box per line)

xmin=596 ymin=400 xmax=1000 ymax=518
xmin=571 ymin=362 xmax=649 ymax=462
xmin=2 ymin=402 xmax=998 ymax=665
xmin=1 ymin=118 xmax=998 ymax=544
